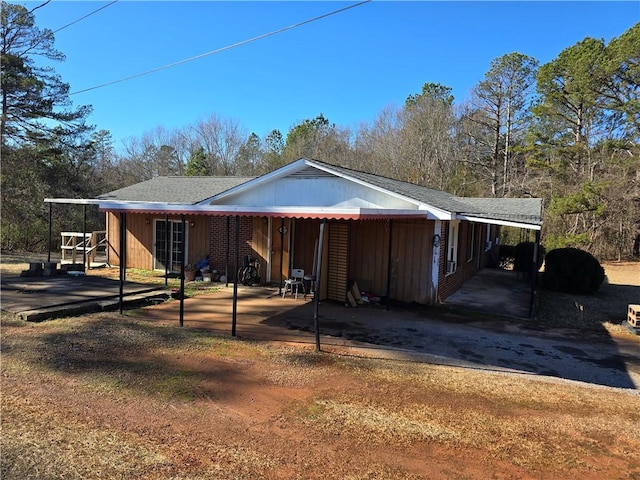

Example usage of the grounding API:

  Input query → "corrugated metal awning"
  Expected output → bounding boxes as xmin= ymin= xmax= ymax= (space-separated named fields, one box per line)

xmin=96 ymin=202 xmax=433 ymax=220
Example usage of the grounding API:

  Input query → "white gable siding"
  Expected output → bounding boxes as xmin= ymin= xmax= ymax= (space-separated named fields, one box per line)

xmin=211 ymin=177 xmax=420 ymax=210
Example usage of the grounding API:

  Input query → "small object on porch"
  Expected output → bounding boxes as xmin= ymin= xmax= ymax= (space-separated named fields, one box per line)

xmin=196 ymin=256 xmax=210 ymax=271
xmin=171 ymin=288 xmax=188 ymax=300
xmin=60 ymin=263 xmax=84 ymax=273
xmin=42 ymin=261 xmax=58 ymax=277
xmin=346 ymin=290 xmax=358 ymax=308
xmin=184 ymin=264 xmax=197 ymax=282
xmin=238 ymin=256 xmax=261 ymax=286
xmin=283 ymin=268 xmax=305 ymax=299
xmin=350 ymin=280 xmax=364 ymax=305
xmin=20 ymin=262 xmax=43 ymax=277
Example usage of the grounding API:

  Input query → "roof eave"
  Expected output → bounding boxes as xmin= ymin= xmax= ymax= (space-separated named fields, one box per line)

xmin=98 ymin=202 xmax=436 ymax=220
xmin=456 ymin=214 xmax=542 ymax=230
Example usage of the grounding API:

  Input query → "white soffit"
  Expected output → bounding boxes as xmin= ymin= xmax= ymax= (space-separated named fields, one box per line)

xmin=458 ymin=214 xmax=542 ymax=231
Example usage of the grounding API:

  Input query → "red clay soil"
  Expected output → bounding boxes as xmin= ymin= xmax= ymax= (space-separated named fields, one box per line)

xmin=2 ymin=261 xmax=639 ymax=479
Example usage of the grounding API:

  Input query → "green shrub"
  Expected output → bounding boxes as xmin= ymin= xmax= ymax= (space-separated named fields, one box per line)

xmin=542 ymin=248 xmax=605 ymax=293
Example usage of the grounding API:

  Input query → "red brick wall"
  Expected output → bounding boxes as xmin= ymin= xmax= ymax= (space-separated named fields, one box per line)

xmin=438 ymin=221 xmax=482 ymax=302
xmin=208 ymin=216 xmax=254 ymax=281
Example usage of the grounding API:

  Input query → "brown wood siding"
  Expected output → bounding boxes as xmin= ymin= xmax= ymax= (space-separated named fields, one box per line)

xmin=291 ymin=219 xmax=321 ymax=278
xmin=390 ymin=220 xmax=433 ymax=304
xmin=349 ymin=220 xmax=390 ymax=295
xmin=106 ymin=212 xmax=153 ymax=269
xmin=268 ymin=218 xmax=291 ymax=284
xmin=187 ymin=216 xmax=210 ymax=266
xmin=106 ymin=212 xmax=118 ymax=266
xmin=105 ymin=213 xmax=210 ymax=270
xmin=327 ymin=222 xmax=349 ymax=302
xmin=252 ymin=217 xmax=270 ymax=283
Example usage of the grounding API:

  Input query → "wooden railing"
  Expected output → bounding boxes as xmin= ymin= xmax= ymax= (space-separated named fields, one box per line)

xmin=60 ymin=231 xmax=107 ymax=268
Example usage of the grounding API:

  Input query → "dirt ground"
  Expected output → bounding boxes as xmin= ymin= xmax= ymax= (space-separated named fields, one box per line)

xmin=2 ymin=257 xmax=640 ymax=479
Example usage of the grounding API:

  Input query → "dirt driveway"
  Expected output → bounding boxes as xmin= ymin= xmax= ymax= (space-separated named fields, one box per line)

xmin=2 ymin=255 xmax=639 ymax=391
xmin=3 ymin=260 xmax=640 ymax=479
xmin=140 ymin=284 xmax=640 ymax=390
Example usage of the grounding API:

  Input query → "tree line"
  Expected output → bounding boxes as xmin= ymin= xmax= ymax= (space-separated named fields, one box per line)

xmin=2 ymin=2 xmax=638 ymax=260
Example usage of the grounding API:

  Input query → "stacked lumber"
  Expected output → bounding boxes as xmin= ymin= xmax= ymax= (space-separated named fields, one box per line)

xmin=346 ymin=281 xmax=364 ymax=308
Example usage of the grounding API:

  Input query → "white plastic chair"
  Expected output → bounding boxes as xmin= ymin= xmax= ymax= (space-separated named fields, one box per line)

xmin=283 ymin=268 xmax=305 ymax=299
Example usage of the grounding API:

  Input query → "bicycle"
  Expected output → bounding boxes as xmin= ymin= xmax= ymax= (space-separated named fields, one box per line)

xmin=238 ymin=255 xmax=260 ymax=286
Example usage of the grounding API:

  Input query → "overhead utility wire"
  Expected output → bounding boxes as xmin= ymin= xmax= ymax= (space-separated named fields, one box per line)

xmin=29 ymin=0 xmax=51 ymax=15
xmin=54 ymin=1 xmax=118 ymax=34
xmin=69 ymin=0 xmax=372 ymax=96
xmin=19 ymin=1 xmax=117 ymax=58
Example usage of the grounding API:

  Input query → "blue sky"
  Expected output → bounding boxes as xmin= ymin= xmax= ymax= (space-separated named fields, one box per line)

xmin=19 ymin=1 xmax=640 ymax=149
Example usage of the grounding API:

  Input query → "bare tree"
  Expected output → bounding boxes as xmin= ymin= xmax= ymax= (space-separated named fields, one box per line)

xmin=353 ymin=105 xmax=405 ymax=179
xmin=190 ymin=114 xmax=246 ymax=175
xmin=119 ymin=126 xmax=186 ymax=182
xmin=399 ymin=83 xmax=458 ymax=189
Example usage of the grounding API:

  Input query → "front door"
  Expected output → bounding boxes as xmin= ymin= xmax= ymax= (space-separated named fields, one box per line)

xmin=154 ymin=219 xmax=187 ymax=272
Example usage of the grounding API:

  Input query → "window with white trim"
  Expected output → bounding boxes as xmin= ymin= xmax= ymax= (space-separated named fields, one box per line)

xmin=445 ymin=221 xmax=459 ymax=275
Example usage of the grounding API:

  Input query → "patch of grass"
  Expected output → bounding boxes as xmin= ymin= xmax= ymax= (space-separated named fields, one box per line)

xmin=152 ymin=370 xmax=200 ymax=401
xmin=0 ymin=311 xmax=27 ymax=327
xmin=1 ymin=390 xmax=170 ymax=479
xmin=94 ymin=267 xmax=222 ymax=297
xmin=290 ymin=399 xmax=327 ymax=421
xmin=535 ymin=281 xmax=638 ymax=334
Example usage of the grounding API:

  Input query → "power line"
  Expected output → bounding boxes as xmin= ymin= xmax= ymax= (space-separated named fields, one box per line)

xmin=54 ymin=1 xmax=118 ymax=34
xmin=70 ymin=0 xmax=372 ymax=96
xmin=28 ymin=0 xmax=51 ymax=15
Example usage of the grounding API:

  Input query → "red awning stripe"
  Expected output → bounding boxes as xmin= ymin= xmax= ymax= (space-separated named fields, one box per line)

xmin=99 ymin=208 xmax=428 ymax=220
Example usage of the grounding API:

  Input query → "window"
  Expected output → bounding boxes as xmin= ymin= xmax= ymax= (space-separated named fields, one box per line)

xmin=485 ymin=224 xmax=492 ymax=251
xmin=446 ymin=221 xmax=459 ymax=275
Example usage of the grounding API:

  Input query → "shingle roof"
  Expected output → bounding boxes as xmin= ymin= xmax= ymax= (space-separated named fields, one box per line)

xmin=96 ymin=176 xmax=255 ymax=204
xmin=308 ymin=160 xmax=542 ymax=225
xmin=92 ymin=160 xmax=542 ymax=226
xmin=312 ymin=160 xmax=468 ymax=212
xmin=456 ymin=197 xmax=543 ymax=226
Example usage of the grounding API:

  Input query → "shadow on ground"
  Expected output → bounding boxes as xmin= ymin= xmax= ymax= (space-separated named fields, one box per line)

xmin=2 ymin=268 xmax=638 ymax=391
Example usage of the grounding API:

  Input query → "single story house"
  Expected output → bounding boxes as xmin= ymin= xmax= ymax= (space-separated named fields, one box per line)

xmin=46 ymin=158 xmax=543 ymax=306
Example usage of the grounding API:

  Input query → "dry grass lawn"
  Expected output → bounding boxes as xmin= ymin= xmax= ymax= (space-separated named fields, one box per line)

xmin=2 ymin=256 xmax=640 ymax=479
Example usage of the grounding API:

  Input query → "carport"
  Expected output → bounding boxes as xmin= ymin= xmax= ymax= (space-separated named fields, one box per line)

xmin=43 ymin=159 xmax=543 ymax=351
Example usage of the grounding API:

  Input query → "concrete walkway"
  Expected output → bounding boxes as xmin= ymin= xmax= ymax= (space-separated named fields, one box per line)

xmin=1 ymin=273 xmax=169 ymax=321
xmin=444 ymin=268 xmax=533 ymax=319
